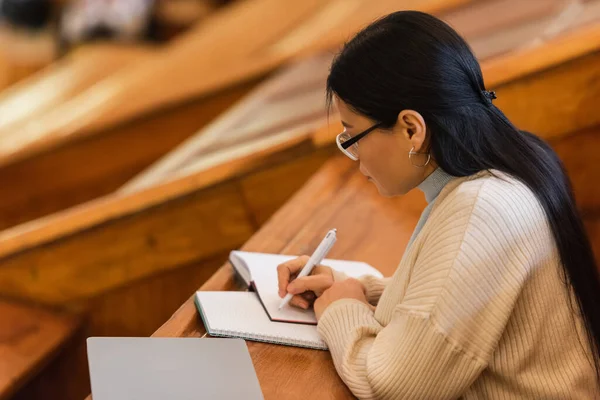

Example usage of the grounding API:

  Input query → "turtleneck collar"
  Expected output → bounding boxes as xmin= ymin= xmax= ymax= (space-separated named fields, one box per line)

xmin=417 ymin=167 xmax=454 ymax=204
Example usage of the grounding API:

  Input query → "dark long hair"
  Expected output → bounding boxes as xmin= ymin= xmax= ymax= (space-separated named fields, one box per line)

xmin=326 ymin=11 xmax=600 ymax=378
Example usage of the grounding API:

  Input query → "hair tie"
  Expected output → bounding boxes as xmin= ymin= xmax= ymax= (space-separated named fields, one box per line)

xmin=482 ymin=90 xmax=497 ymax=102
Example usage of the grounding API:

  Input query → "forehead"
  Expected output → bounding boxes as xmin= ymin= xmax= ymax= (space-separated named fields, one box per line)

xmin=333 ymin=96 xmax=378 ymax=129
xmin=333 ymin=96 xmax=361 ymax=120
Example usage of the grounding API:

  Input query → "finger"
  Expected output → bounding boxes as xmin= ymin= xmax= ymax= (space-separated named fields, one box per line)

xmin=277 ymin=256 xmax=309 ymax=297
xmin=289 ymin=295 xmax=309 ymax=310
xmin=287 ymin=274 xmax=333 ymax=296
xmin=301 ymin=291 xmax=316 ymax=303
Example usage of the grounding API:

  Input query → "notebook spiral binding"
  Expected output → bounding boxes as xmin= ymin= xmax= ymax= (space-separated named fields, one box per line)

xmin=213 ymin=328 xmax=326 ymax=350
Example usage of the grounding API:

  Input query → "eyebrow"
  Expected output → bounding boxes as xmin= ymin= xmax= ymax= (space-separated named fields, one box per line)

xmin=341 ymin=120 xmax=353 ymax=129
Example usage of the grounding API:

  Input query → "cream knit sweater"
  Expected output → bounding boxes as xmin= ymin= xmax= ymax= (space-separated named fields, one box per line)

xmin=318 ymin=170 xmax=598 ymax=399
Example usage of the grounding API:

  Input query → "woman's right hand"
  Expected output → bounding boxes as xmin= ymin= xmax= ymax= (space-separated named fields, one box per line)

xmin=277 ymin=255 xmax=335 ymax=310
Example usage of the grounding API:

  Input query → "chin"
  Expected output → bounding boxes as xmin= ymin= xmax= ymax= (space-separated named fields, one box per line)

xmin=373 ymin=183 xmax=394 ymax=198
xmin=374 ymin=182 xmax=406 ymax=198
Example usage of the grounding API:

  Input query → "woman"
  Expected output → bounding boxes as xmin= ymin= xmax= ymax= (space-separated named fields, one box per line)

xmin=277 ymin=11 xmax=600 ymax=399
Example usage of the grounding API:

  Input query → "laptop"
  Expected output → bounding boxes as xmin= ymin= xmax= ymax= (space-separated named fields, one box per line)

xmin=87 ymin=337 xmax=264 ymax=400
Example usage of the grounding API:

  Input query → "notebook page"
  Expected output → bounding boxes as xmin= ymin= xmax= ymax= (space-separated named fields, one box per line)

xmin=228 ymin=252 xmax=252 ymax=286
xmin=231 ymin=251 xmax=383 ymax=279
xmin=195 ymin=291 xmax=326 ymax=350
xmin=231 ymin=251 xmax=383 ymax=324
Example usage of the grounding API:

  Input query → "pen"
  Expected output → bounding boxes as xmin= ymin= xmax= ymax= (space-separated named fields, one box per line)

xmin=278 ymin=228 xmax=337 ymax=310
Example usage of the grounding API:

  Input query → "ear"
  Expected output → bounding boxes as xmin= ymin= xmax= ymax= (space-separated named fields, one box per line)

xmin=397 ymin=110 xmax=427 ymax=152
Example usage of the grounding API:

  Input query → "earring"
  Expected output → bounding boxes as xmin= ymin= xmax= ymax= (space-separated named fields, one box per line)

xmin=409 ymin=147 xmax=431 ymax=168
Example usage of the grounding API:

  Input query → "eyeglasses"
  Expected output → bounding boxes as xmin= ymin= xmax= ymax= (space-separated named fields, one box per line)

xmin=336 ymin=122 xmax=382 ymax=161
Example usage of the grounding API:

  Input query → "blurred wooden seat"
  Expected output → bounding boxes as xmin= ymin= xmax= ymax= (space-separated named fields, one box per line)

xmin=0 ymin=0 xmax=466 ymax=231
xmin=124 ymin=0 xmax=600 ymax=212
xmin=153 ymin=0 xmax=218 ymax=39
xmin=0 ymin=300 xmax=79 ymax=400
xmin=0 ymin=43 xmax=153 ymax=134
xmin=0 ymin=24 xmax=57 ymax=91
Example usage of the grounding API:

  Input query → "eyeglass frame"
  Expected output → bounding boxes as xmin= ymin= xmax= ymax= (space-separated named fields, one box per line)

xmin=336 ymin=122 xmax=383 ymax=161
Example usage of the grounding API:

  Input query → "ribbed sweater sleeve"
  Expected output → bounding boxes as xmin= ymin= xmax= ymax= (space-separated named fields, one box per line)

xmin=332 ymin=269 xmax=390 ymax=306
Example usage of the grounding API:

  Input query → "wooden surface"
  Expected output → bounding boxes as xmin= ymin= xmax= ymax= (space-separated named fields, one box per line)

xmin=0 ymin=25 xmax=57 ymax=91
xmin=551 ymin=126 xmax=600 ymax=216
xmin=127 ymin=0 xmax=600 ymax=192
xmin=0 ymin=144 xmax=334 ymax=307
xmin=0 ymin=300 xmax=79 ymax=400
xmin=492 ymin=50 xmax=600 ymax=141
xmin=0 ymin=0 xmax=462 ymax=168
xmin=0 ymin=78 xmax=257 ymax=231
xmin=121 ymin=52 xmax=335 ymax=193
xmin=0 ymin=0 xmax=464 ymax=233
xmin=116 ymin=47 xmax=600 ymax=222
xmin=3 ymin=0 xmax=599 ymax=231
xmin=0 ymin=43 xmax=152 ymax=133
xmin=5 ymin=0 xmax=600 ymax=170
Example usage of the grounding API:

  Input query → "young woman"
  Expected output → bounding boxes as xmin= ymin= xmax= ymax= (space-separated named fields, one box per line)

xmin=277 ymin=11 xmax=600 ymax=399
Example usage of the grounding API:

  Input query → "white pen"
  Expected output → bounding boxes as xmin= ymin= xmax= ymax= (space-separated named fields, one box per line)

xmin=278 ymin=228 xmax=337 ymax=310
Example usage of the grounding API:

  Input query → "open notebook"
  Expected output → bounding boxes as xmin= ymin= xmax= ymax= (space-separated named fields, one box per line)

xmin=195 ymin=291 xmax=328 ymax=350
xmin=194 ymin=251 xmax=383 ymax=350
xmin=230 ymin=251 xmax=382 ymax=324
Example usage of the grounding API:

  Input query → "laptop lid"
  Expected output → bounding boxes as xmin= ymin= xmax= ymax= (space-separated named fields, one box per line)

xmin=87 ymin=337 xmax=263 ymax=400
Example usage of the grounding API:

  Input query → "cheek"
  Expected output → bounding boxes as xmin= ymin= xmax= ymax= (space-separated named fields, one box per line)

xmin=357 ymin=139 xmax=386 ymax=174
xmin=359 ymin=137 xmax=413 ymax=195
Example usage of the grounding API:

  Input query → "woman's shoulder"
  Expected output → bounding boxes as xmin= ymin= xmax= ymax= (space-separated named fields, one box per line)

xmin=436 ymin=169 xmax=548 ymax=230
xmin=425 ymin=170 xmax=556 ymax=275
xmin=442 ymin=169 xmax=540 ymax=207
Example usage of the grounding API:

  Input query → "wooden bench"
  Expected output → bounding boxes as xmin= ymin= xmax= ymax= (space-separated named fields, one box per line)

xmin=0 ymin=43 xmax=152 ymax=135
xmin=0 ymin=24 xmax=56 ymax=91
xmin=0 ymin=0 xmax=466 ymax=231
xmin=153 ymin=0 xmax=218 ymax=40
xmin=124 ymin=0 xmax=600 ymax=209
xmin=0 ymin=300 xmax=79 ymax=400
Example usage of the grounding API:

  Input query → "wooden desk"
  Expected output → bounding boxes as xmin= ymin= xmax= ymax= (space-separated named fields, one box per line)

xmin=0 ymin=300 xmax=79 ymax=400
xmin=146 ymin=156 xmax=426 ymax=399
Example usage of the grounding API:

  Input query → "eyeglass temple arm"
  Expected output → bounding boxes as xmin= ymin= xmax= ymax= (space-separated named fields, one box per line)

xmin=341 ymin=123 xmax=383 ymax=149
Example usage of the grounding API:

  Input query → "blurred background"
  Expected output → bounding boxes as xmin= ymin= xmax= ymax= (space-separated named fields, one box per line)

xmin=0 ymin=0 xmax=231 ymax=87
xmin=0 ymin=1 xmax=599 ymax=400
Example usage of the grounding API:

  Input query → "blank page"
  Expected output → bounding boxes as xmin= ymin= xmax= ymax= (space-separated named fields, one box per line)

xmin=195 ymin=291 xmax=327 ymax=350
